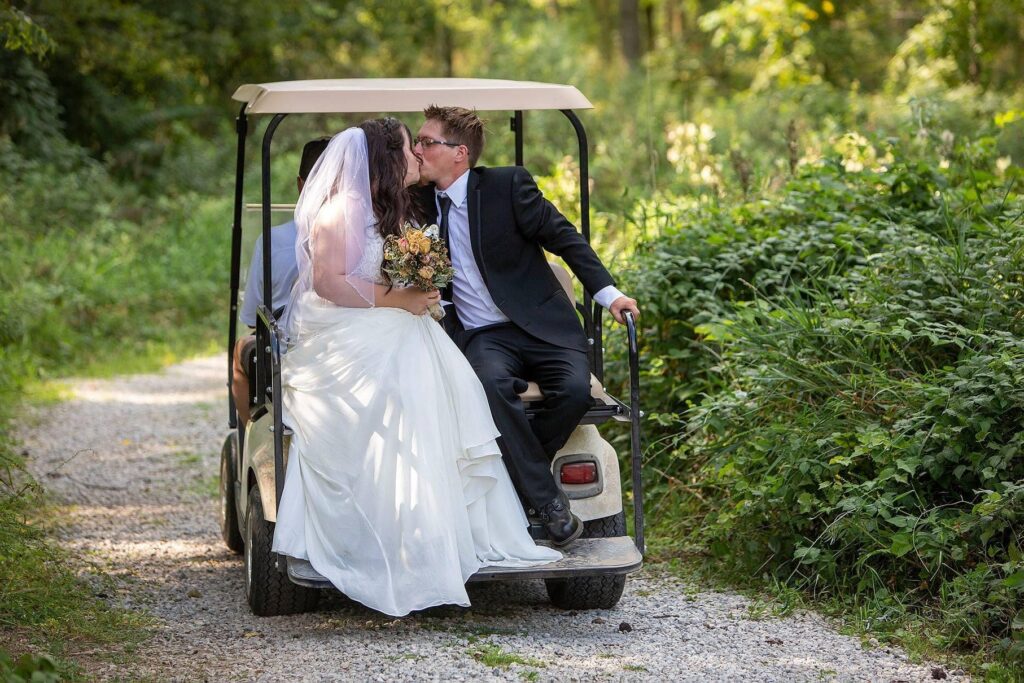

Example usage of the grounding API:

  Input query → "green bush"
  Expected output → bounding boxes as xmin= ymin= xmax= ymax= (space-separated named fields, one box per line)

xmin=615 ymin=128 xmax=1024 ymax=662
xmin=686 ymin=209 xmax=1024 ymax=651
xmin=0 ymin=139 xmax=227 ymax=380
xmin=618 ymin=157 xmax=938 ymax=413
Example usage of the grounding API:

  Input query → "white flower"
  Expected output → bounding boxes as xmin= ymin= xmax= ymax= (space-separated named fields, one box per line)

xmin=423 ymin=224 xmax=440 ymax=239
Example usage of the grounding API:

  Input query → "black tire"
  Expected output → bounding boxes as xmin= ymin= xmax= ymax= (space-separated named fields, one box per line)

xmin=244 ymin=485 xmax=320 ymax=616
xmin=545 ymin=511 xmax=628 ymax=610
xmin=220 ymin=434 xmax=244 ymax=554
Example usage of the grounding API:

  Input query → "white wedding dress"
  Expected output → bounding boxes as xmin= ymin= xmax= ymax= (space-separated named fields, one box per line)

xmin=271 ymin=226 xmax=561 ymax=617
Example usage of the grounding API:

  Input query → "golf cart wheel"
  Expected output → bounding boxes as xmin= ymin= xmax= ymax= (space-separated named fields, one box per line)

xmin=244 ymin=485 xmax=320 ymax=616
xmin=545 ymin=511 xmax=627 ymax=610
xmin=219 ymin=433 xmax=244 ymax=554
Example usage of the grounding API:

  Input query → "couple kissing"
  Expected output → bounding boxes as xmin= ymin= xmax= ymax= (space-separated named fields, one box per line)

xmin=271 ymin=107 xmax=640 ymax=617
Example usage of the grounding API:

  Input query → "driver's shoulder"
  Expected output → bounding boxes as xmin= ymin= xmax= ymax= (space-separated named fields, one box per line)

xmin=472 ymin=165 xmax=529 ymax=188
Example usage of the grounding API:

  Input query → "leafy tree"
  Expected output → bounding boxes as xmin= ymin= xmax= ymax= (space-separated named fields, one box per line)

xmin=889 ymin=0 xmax=1024 ymax=92
xmin=0 ymin=3 xmax=52 ymax=58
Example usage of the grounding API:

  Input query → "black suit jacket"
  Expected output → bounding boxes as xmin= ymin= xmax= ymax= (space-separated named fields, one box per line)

xmin=421 ymin=166 xmax=615 ymax=351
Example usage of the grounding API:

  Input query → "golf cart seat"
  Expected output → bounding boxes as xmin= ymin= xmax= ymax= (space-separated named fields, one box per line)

xmin=518 ymin=263 xmax=628 ymax=425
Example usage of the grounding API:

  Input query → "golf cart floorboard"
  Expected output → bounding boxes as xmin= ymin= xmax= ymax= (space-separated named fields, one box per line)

xmin=469 ymin=536 xmax=642 ymax=581
xmin=286 ymin=536 xmax=642 ymax=589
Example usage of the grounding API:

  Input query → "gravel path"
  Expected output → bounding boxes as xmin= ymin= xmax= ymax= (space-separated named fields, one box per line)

xmin=19 ymin=355 xmax=961 ymax=682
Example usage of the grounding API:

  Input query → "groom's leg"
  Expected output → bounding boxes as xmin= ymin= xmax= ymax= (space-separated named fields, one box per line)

xmin=462 ymin=325 xmax=561 ymax=510
xmin=523 ymin=340 xmax=593 ymax=458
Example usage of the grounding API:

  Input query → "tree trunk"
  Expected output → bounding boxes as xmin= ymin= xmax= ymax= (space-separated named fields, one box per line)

xmin=967 ymin=0 xmax=981 ymax=84
xmin=620 ymin=0 xmax=642 ymax=69
xmin=644 ymin=1 xmax=655 ymax=52
xmin=436 ymin=22 xmax=454 ymax=77
xmin=664 ymin=1 xmax=683 ymax=40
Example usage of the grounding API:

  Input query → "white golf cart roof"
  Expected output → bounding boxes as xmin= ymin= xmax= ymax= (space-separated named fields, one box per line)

xmin=232 ymin=78 xmax=593 ymax=114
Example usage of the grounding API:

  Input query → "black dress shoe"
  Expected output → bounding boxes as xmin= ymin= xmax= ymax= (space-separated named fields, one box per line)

xmin=539 ymin=492 xmax=583 ymax=547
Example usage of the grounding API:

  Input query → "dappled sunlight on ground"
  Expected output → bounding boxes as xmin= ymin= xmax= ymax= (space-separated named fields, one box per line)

xmin=71 ymin=386 xmax=223 ymax=406
xmin=16 ymin=354 xmax=949 ymax=682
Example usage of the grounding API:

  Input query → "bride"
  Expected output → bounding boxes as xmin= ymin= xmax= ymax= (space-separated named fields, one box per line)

xmin=271 ymin=118 xmax=561 ymax=617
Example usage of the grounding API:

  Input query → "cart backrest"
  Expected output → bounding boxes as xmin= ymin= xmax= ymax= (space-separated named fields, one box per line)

xmin=550 ymin=262 xmax=576 ymax=304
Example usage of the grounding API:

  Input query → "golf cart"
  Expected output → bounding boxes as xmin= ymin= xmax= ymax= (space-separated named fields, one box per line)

xmin=219 ymin=79 xmax=645 ymax=617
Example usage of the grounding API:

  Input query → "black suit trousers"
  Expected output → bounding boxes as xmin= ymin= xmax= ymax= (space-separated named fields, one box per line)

xmin=458 ymin=323 xmax=592 ymax=510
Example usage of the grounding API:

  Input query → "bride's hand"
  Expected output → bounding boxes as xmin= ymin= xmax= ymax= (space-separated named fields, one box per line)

xmin=398 ymin=288 xmax=441 ymax=315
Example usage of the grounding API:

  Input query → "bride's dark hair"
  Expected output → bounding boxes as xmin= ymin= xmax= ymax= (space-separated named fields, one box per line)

xmin=358 ymin=117 xmax=419 ymax=240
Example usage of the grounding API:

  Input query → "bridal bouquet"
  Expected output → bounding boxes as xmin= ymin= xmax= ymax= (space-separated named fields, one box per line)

xmin=382 ymin=223 xmax=455 ymax=320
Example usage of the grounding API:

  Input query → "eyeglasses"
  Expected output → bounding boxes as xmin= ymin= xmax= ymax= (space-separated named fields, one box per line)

xmin=414 ymin=136 xmax=462 ymax=149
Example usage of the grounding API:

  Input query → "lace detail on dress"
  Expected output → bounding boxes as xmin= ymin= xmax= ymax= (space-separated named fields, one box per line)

xmin=350 ymin=225 xmax=387 ymax=285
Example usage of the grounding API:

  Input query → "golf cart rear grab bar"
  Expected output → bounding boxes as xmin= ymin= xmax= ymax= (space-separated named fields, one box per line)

xmin=625 ymin=310 xmax=645 ymax=555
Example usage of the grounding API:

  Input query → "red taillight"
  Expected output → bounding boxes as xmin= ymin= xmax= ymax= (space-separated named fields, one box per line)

xmin=560 ymin=462 xmax=598 ymax=485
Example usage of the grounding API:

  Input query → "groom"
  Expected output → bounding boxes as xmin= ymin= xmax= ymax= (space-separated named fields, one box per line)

xmin=415 ymin=106 xmax=640 ymax=547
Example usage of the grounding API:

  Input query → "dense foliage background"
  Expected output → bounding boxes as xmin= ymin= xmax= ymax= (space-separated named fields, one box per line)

xmin=1 ymin=0 xmax=1022 ymax=676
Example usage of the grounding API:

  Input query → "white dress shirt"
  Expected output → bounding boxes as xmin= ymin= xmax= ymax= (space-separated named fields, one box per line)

xmin=435 ymin=170 xmax=625 ymax=330
xmin=436 ymin=171 xmax=509 ymax=329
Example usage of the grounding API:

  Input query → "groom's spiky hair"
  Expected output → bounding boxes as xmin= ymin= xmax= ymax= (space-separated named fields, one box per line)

xmin=423 ymin=105 xmax=485 ymax=166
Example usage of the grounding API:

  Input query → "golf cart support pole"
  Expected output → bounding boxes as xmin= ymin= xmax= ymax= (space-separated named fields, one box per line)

xmin=512 ymin=110 xmax=524 ymax=166
xmin=560 ymin=109 xmax=601 ymax=382
xmin=260 ymin=113 xmax=288 ymax=514
xmin=560 ymin=110 xmax=590 ymax=244
xmin=227 ymin=103 xmax=248 ymax=430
